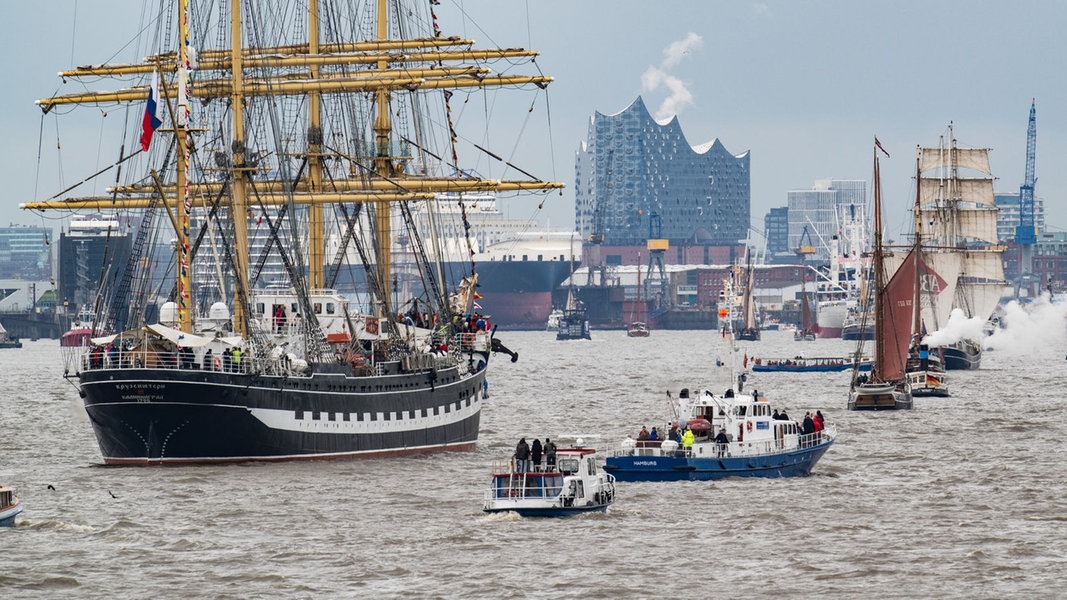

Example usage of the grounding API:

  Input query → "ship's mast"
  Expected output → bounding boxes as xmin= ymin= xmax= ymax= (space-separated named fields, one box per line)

xmin=230 ymin=0 xmax=251 ymax=336
xmin=176 ymin=0 xmax=192 ymax=332
xmin=307 ymin=0 xmax=325 ymax=292
xmin=372 ymin=0 xmax=398 ymax=318
xmin=871 ymin=143 xmax=885 ymax=383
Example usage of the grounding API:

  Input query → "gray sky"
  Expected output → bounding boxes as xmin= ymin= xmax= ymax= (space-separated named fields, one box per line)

xmin=5 ymin=0 xmax=1066 ymax=241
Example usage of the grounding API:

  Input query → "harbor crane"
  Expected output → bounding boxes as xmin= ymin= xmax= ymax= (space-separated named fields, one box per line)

xmin=1015 ymin=100 xmax=1037 ymax=297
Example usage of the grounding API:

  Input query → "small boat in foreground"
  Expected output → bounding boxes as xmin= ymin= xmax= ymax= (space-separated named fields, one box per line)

xmin=0 ymin=485 xmax=23 ymax=527
xmin=752 ymin=356 xmax=872 ymax=373
xmin=604 ymin=384 xmax=836 ymax=482
xmin=483 ymin=445 xmax=616 ymax=517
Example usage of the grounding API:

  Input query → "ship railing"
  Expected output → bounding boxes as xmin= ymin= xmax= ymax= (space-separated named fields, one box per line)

xmin=487 ymin=462 xmax=566 ymax=500
xmin=454 ymin=330 xmax=490 ymax=352
xmin=80 ymin=346 xmax=253 ymax=374
xmin=609 ymin=429 xmax=835 ymax=459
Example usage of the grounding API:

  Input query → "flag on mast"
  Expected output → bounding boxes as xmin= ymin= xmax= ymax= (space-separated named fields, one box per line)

xmin=140 ymin=73 xmax=163 ymax=151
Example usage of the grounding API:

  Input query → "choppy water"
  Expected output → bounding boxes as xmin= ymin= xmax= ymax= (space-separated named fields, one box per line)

xmin=2 ymin=312 xmax=1066 ymax=598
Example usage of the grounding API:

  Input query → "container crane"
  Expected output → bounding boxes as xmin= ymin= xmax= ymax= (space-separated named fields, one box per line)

xmin=1015 ymin=100 xmax=1037 ymax=297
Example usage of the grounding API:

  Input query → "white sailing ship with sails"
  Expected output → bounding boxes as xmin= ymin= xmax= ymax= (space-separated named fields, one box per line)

xmin=913 ymin=124 xmax=1007 ymax=370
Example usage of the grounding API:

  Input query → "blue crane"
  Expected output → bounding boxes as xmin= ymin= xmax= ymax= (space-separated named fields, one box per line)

xmin=1017 ymin=100 xmax=1037 ymax=246
xmin=1015 ymin=100 xmax=1037 ymax=298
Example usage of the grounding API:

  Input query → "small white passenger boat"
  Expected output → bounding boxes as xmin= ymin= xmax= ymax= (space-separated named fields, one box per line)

xmin=483 ymin=445 xmax=616 ymax=517
xmin=0 ymin=485 xmax=23 ymax=527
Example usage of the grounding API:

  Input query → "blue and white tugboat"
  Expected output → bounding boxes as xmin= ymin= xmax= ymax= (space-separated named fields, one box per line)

xmin=604 ymin=299 xmax=836 ymax=482
xmin=604 ymin=384 xmax=836 ymax=482
xmin=0 ymin=484 xmax=23 ymax=527
xmin=483 ymin=444 xmax=616 ymax=517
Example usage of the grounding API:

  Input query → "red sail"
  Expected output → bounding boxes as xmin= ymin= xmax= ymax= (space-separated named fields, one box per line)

xmin=879 ymin=248 xmax=919 ymax=381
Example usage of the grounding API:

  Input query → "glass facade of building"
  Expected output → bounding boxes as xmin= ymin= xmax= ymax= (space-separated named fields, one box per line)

xmin=0 ymin=226 xmax=52 ymax=279
xmin=764 ymin=206 xmax=790 ymax=254
xmin=994 ymin=192 xmax=1045 ymax=243
xmin=786 ymin=179 xmax=866 ymax=262
xmin=574 ymin=97 xmax=750 ymax=246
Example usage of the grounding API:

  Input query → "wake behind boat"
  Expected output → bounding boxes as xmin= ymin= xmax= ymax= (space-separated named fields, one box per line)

xmin=24 ymin=1 xmax=557 ymax=464
xmin=483 ymin=445 xmax=616 ymax=517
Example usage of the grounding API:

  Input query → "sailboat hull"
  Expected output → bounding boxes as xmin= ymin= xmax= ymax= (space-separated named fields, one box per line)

xmin=78 ymin=365 xmax=486 ymax=465
xmin=847 ymin=385 xmax=913 ymax=410
xmin=942 ymin=340 xmax=982 ymax=370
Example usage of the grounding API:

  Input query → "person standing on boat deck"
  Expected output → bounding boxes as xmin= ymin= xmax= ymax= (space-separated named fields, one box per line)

xmin=222 ymin=347 xmax=233 ymax=373
xmin=714 ymin=428 xmax=730 ymax=457
xmin=802 ymin=412 xmax=816 ymax=446
xmin=649 ymin=427 xmax=659 ymax=441
xmin=772 ymin=409 xmax=781 ymax=420
xmin=203 ymin=348 xmax=213 ymax=371
xmin=530 ymin=438 xmax=543 ymax=471
xmin=544 ymin=439 xmax=557 ymax=470
xmin=637 ymin=426 xmax=650 ymax=441
xmin=668 ymin=422 xmax=679 ymax=442
xmin=682 ymin=428 xmax=695 ymax=456
xmin=514 ymin=438 xmax=530 ymax=472
xmin=232 ymin=347 xmax=244 ymax=373
xmin=779 ymin=409 xmax=789 ymax=422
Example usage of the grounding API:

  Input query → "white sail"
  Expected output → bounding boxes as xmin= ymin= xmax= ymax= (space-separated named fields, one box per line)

xmin=920 ymin=251 xmax=962 ymax=331
xmin=919 ymin=146 xmax=993 ymax=175
xmin=915 ymin=124 xmax=1006 ymax=346
xmin=919 ymin=177 xmax=996 ymax=208
xmin=919 ymin=207 xmax=999 ymax=245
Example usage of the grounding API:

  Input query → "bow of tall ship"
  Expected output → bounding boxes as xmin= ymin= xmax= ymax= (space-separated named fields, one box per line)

xmin=23 ymin=0 xmax=560 ymax=464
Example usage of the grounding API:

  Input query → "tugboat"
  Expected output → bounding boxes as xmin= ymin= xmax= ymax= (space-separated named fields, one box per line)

xmin=483 ymin=443 xmax=616 ymax=517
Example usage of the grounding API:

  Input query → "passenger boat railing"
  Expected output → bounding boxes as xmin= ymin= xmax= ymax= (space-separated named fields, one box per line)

xmin=612 ymin=427 xmax=836 ymax=460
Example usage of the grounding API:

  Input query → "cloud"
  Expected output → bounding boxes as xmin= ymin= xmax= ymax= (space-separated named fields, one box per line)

xmin=661 ymin=32 xmax=703 ymax=69
xmin=643 ymin=33 xmax=703 ymax=121
xmin=752 ymin=2 xmax=771 ymax=17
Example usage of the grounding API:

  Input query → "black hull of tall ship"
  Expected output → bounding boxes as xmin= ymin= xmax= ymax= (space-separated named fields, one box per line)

xmin=841 ymin=325 xmax=875 ymax=341
xmin=736 ymin=328 xmax=760 ymax=341
xmin=77 ymin=363 xmax=486 ymax=465
xmin=648 ymin=308 xmax=716 ymax=330
xmin=942 ymin=341 xmax=982 ymax=370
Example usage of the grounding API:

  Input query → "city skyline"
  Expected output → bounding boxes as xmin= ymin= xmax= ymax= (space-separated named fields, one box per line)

xmin=3 ymin=1 xmax=1065 ymax=243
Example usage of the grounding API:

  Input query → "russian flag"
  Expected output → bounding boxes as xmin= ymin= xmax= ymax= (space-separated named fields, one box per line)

xmin=140 ymin=73 xmax=162 ymax=151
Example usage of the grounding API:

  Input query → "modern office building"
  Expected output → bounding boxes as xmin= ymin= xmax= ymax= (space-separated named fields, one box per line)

xmin=786 ymin=179 xmax=866 ymax=262
xmin=994 ymin=191 xmax=1045 ymax=243
xmin=764 ymin=206 xmax=791 ymax=258
xmin=57 ymin=215 xmax=132 ymax=312
xmin=574 ymin=96 xmax=750 ymax=247
xmin=0 ymin=225 xmax=52 ymax=280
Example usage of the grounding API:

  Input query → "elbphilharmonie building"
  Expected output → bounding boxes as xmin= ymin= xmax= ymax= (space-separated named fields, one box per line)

xmin=574 ymin=97 xmax=750 ymax=247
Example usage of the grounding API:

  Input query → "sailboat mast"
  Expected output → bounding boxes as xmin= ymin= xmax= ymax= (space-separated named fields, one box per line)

xmin=308 ymin=0 xmax=326 ymax=291
xmin=911 ymin=147 xmax=923 ymax=338
xmin=230 ymin=0 xmax=252 ymax=336
xmin=176 ymin=0 xmax=192 ymax=333
xmin=872 ymin=143 xmax=886 ymax=382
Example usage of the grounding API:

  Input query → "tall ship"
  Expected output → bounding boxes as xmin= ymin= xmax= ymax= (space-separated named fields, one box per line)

xmin=23 ymin=0 xmax=559 ymax=464
xmin=915 ymin=124 xmax=1006 ymax=370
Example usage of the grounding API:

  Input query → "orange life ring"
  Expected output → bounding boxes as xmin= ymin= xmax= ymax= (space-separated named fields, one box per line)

xmin=213 ymin=356 xmax=222 ymax=371
xmin=461 ymin=333 xmax=475 ymax=345
xmin=365 ymin=319 xmax=379 ymax=335
xmin=747 ymin=421 xmax=753 ymax=432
